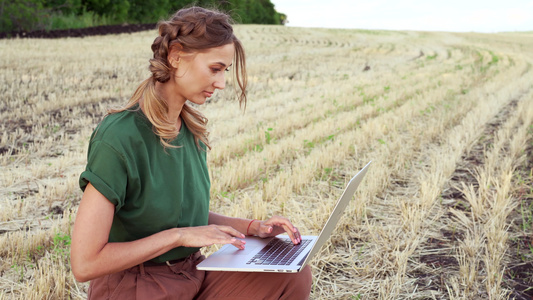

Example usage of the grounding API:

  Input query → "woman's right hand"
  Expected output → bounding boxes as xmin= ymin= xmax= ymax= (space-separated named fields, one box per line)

xmin=176 ymin=225 xmax=246 ymax=250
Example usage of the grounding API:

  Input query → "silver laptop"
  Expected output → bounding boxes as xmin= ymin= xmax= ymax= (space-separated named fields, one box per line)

xmin=197 ymin=161 xmax=371 ymax=273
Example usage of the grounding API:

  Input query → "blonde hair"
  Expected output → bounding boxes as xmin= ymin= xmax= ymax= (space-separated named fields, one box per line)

xmin=110 ymin=7 xmax=247 ymax=149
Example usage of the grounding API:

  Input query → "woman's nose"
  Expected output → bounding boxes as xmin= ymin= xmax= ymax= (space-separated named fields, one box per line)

xmin=213 ymin=73 xmax=225 ymax=90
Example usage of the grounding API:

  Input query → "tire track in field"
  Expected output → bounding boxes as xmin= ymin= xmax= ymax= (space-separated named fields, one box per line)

xmin=412 ymin=97 xmax=524 ymax=297
xmin=433 ymin=89 xmax=533 ymax=299
xmin=504 ymin=115 xmax=533 ymax=300
xmin=385 ymin=68 xmax=533 ymax=298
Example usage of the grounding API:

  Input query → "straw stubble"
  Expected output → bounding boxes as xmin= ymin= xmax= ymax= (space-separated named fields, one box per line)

xmin=0 ymin=26 xmax=532 ymax=299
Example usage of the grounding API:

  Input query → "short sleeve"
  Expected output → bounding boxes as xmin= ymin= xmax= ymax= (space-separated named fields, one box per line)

xmin=79 ymin=140 xmax=128 ymax=212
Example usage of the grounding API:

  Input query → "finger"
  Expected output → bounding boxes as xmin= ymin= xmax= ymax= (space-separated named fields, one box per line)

xmin=265 ymin=216 xmax=297 ymax=233
xmin=281 ymin=224 xmax=300 ymax=244
xmin=292 ymin=226 xmax=301 ymax=241
xmin=203 ymin=226 xmax=246 ymax=248
xmin=295 ymin=228 xmax=302 ymax=243
xmin=264 ymin=216 xmax=302 ymax=243
xmin=210 ymin=232 xmax=245 ymax=249
xmin=231 ymin=239 xmax=246 ymax=250
xmin=208 ymin=232 xmax=237 ymax=245
xmin=216 ymin=225 xmax=245 ymax=239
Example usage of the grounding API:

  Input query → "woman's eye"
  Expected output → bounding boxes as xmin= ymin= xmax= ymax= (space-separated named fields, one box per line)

xmin=211 ymin=67 xmax=230 ymax=73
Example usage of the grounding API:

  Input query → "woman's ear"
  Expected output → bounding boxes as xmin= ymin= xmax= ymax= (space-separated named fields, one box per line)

xmin=168 ymin=44 xmax=183 ymax=69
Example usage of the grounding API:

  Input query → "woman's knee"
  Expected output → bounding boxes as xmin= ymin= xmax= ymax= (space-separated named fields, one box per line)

xmin=284 ymin=266 xmax=313 ymax=299
xmin=297 ymin=265 xmax=313 ymax=287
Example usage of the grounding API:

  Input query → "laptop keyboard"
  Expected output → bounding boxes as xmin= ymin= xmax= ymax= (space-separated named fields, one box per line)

xmin=246 ymin=238 xmax=311 ymax=266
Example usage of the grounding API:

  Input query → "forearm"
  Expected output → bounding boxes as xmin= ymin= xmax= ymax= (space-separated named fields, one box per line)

xmin=71 ymin=184 xmax=191 ymax=282
xmin=72 ymin=227 xmax=181 ymax=282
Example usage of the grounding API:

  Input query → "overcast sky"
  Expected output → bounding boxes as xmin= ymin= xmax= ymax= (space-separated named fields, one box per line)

xmin=270 ymin=0 xmax=533 ymax=33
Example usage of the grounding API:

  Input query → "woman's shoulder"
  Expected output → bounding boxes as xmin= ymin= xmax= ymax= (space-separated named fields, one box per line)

xmin=91 ymin=109 xmax=151 ymax=146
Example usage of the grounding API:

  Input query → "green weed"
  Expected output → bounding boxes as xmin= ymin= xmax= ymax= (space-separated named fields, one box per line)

xmin=520 ymin=201 xmax=533 ymax=231
xmin=52 ymin=232 xmax=71 ymax=260
xmin=304 ymin=140 xmax=315 ymax=151
xmin=488 ymin=51 xmax=499 ymax=65
xmin=10 ymin=264 xmax=25 ymax=282
xmin=265 ymin=128 xmax=273 ymax=144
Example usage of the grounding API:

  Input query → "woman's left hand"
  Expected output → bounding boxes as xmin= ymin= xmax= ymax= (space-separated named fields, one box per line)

xmin=252 ymin=216 xmax=302 ymax=245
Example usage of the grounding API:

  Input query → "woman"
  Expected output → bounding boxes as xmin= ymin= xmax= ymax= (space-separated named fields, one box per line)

xmin=70 ymin=6 xmax=312 ymax=300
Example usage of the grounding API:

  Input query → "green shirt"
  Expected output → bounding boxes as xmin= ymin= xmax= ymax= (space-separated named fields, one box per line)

xmin=79 ymin=107 xmax=210 ymax=263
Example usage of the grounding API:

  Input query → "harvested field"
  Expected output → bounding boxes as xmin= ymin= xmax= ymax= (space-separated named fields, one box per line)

xmin=0 ymin=25 xmax=532 ymax=299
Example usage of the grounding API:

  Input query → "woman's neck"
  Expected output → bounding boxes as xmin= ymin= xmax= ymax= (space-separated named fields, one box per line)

xmin=141 ymin=81 xmax=185 ymax=130
xmin=139 ymin=82 xmax=186 ymax=131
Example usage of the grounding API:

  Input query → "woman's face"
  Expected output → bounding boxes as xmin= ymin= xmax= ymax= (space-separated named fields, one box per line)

xmin=170 ymin=43 xmax=235 ymax=106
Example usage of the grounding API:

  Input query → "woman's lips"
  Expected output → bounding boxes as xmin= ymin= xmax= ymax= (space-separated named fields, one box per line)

xmin=203 ymin=91 xmax=214 ymax=97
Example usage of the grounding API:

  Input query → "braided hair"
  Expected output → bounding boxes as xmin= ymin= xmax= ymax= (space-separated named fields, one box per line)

xmin=111 ymin=7 xmax=247 ymax=149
